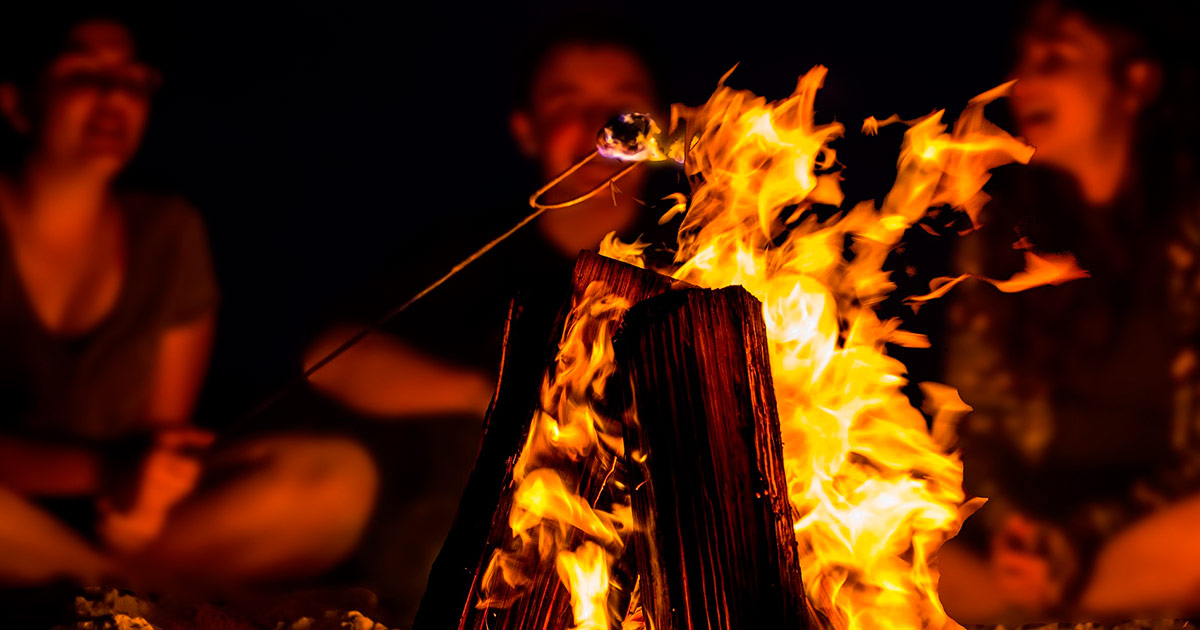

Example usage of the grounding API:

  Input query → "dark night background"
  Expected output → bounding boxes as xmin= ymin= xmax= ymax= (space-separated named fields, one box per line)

xmin=3 ymin=1 xmax=1030 ymax=625
xmin=109 ymin=1 xmax=1019 ymax=420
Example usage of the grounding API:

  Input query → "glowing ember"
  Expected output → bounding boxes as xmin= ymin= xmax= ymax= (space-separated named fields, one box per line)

xmin=481 ymin=65 xmax=1085 ymax=630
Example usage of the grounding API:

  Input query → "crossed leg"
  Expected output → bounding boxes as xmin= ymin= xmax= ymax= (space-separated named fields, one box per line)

xmin=1078 ymin=490 xmax=1200 ymax=617
xmin=0 ymin=433 xmax=377 ymax=591
xmin=939 ymin=492 xmax=1200 ymax=624
xmin=0 ymin=486 xmax=113 ymax=585
xmin=139 ymin=433 xmax=379 ymax=587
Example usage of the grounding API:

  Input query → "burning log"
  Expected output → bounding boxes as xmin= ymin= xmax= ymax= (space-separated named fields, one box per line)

xmin=414 ymin=252 xmax=682 ymax=630
xmin=616 ymin=287 xmax=810 ymax=630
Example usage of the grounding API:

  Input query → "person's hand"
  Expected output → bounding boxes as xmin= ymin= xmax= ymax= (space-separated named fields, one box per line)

xmin=97 ymin=427 xmax=214 ymax=554
xmin=990 ymin=511 xmax=1077 ymax=615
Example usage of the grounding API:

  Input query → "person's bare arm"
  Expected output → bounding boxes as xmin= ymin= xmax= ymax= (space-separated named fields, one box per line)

xmin=96 ymin=313 xmax=217 ymax=552
xmin=143 ymin=313 xmax=216 ymax=427
xmin=305 ymin=324 xmax=494 ymax=419
xmin=0 ymin=315 xmax=215 ymax=497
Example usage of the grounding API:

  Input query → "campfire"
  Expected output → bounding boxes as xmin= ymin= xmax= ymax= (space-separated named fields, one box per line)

xmin=415 ymin=66 xmax=1089 ymax=630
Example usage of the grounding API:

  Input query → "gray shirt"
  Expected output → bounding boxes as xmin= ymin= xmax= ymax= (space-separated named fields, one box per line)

xmin=0 ymin=192 xmax=218 ymax=443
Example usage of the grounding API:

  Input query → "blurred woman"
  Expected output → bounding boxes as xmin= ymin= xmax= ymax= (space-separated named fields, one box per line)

xmin=0 ymin=12 xmax=376 ymax=591
xmin=938 ymin=0 xmax=1200 ymax=622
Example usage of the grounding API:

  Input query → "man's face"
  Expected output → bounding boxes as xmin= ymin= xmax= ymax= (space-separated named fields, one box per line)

xmin=31 ymin=19 xmax=155 ymax=176
xmin=1010 ymin=15 xmax=1127 ymax=166
xmin=515 ymin=43 xmax=656 ymax=196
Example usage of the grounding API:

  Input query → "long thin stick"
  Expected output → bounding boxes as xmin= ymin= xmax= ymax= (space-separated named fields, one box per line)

xmin=241 ymin=152 xmax=643 ymax=421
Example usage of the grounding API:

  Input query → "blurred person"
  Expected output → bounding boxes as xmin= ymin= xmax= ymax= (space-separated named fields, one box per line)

xmin=0 ymin=11 xmax=376 ymax=591
xmin=936 ymin=0 xmax=1200 ymax=622
xmin=306 ymin=24 xmax=669 ymax=418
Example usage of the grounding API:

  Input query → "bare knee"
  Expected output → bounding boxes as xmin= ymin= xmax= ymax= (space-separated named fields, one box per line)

xmin=1081 ymin=492 xmax=1200 ymax=617
xmin=271 ymin=436 xmax=379 ymax=536
xmin=155 ymin=434 xmax=379 ymax=582
xmin=0 ymin=485 xmax=112 ymax=584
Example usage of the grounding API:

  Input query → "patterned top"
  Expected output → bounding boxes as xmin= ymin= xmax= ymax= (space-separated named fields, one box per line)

xmin=944 ymin=165 xmax=1198 ymax=541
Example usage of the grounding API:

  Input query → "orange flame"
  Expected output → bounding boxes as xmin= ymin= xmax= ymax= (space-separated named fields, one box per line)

xmin=908 ymin=249 xmax=1090 ymax=304
xmin=609 ymin=67 xmax=1078 ymax=630
xmin=493 ymin=65 xmax=1083 ymax=630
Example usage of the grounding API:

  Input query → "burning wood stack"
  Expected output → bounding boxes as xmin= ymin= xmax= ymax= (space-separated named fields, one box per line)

xmin=415 ymin=252 xmax=809 ymax=630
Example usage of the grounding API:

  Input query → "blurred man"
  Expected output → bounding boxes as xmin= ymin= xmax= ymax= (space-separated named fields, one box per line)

xmin=937 ymin=0 xmax=1200 ymax=622
xmin=306 ymin=26 xmax=664 ymax=418
xmin=0 ymin=11 xmax=376 ymax=592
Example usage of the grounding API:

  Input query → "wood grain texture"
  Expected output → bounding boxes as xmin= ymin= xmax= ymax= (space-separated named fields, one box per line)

xmin=617 ymin=286 xmax=809 ymax=630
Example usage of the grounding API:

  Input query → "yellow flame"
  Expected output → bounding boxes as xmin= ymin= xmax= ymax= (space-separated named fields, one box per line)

xmin=510 ymin=470 xmax=622 ymax=547
xmin=556 ymin=542 xmax=612 ymax=630
xmin=599 ymin=232 xmax=650 ymax=269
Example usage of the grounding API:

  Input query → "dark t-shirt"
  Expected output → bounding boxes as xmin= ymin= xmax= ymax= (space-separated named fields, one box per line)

xmin=0 ymin=192 xmax=218 ymax=443
xmin=375 ymin=217 xmax=577 ymax=376
xmin=339 ymin=183 xmax=681 ymax=380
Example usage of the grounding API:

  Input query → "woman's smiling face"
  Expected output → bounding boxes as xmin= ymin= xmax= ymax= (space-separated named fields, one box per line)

xmin=1010 ymin=13 xmax=1127 ymax=166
